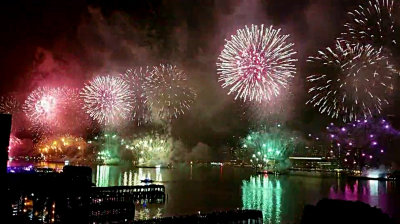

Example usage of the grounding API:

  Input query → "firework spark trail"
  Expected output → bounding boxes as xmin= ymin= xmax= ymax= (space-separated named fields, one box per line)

xmin=217 ymin=24 xmax=297 ymax=102
xmin=120 ymin=67 xmax=152 ymax=125
xmin=144 ymin=64 xmax=196 ymax=121
xmin=8 ymin=135 xmax=22 ymax=154
xmin=0 ymin=96 xmax=21 ymax=114
xmin=307 ymin=41 xmax=397 ymax=122
xmin=340 ymin=0 xmax=396 ymax=47
xmin=81 ymin=75 xmax=133 ymax=126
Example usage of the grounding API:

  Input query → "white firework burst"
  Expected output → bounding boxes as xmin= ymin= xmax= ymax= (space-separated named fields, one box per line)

xmin=217 ymin=24 xmax=297 ymax=102
xmin=307 ymin=41 xmax=397 ymax=122
xmin=24 ymin=87 xmax=63 ymax=127
xmin=341 ymin=0 xmax=396 ymax=47
xmin=120 ymin=67 xmax=152 ymax=126
xmin=80 ymin=75 xmax=134 ymax=126
xmin=144 ymin=64 xmax=196 ymax=121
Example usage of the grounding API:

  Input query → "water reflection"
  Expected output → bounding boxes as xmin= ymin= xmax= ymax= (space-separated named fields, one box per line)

xmin=9 ymin=162 xmax=400 ymax=222
xmin=135 ymin=207 xmax=163 ymax=220
xmin=329 ymin=179 xmax=388 ymax=210
xmin=93 ymin=165 xmax=166 ymax=220
xmin=94 ymin=165 xmax=164 ymax=187
xmin=242 ymin=175 xmax=282 ymax=224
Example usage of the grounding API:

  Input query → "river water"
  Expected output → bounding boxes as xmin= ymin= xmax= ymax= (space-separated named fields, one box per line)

xmin=92 ymin=164 xmax=400 ymax=223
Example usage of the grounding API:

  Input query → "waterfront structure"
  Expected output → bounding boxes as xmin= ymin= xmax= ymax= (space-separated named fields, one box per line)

xmin=8 ymin=166 xmax=165 ymax=223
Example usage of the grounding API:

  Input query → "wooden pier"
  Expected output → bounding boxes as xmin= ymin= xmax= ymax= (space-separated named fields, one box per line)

xmin=89 ymin=185 xmax=165 ymax=223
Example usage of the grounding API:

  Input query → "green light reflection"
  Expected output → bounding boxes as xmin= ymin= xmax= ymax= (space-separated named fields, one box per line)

xmin=96 ymin=165 xmax=110 ymax=187
xmin=242 ymin=175 xmax=282 ymax=223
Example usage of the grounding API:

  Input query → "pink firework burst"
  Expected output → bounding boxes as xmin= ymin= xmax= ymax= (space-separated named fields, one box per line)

xmin=24 ymin=87 xmax=84 ymax=137
xmin=217 ymin=24 xmax=297 ymax=102
xmin=24 ymin=87 xmax=63 ymax=128
xmin=80 ymin=75 xmax=134 ymax=126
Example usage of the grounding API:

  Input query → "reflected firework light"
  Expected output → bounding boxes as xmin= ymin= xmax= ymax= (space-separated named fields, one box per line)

xmin=307 ymin=41 xmax=398 ymax=122
xmin=144 ymin=64 xmax=196 ymax=121
xmin=120 ymin=67 xmax=152 ymax=126
xmin=81 ymin=75 xmax=134 ymax=126
xmin=340 ymin=0 xmax=396 ymax=48
xmin=217 ymin=24 xmax=297 ymax=103
xmin=242 ymin=176 xmax=282 ymax=223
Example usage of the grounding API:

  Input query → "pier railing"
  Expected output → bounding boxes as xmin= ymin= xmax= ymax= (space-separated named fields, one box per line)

xmin=91 ymin=185 xmax=166 ymax=203
xmin=134 ymin=209 xmax=263 ymax=224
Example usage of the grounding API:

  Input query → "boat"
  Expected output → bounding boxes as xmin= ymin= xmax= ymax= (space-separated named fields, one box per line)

xmin=140 ymin=178 xmax=154 ymax=183
xmin=257 ymin=170 xmax=275 ymax=174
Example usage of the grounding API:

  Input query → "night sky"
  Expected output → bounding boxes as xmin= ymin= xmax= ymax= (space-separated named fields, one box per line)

xmin=1 ymin=0 xmax=400 ymax=155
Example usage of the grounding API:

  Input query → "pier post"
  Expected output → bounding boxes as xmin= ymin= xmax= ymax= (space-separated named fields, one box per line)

xmin=0 ymin=114 xmax=12 ymax=219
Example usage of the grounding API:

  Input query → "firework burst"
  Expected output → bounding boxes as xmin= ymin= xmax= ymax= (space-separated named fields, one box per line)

xmin=126 ymin=131 xmax=172 ymax=166
xmin=8 ymin=135 xmax=22 ymax=156
xmin=120 ymin=67 xmax=152 ymax=125
xmin=24 ymin=87 xmax=65 ymax=129
xmin=36 ymin=134 xmax=87 ymax=161
xmin=24 ymin=87 xmax=86 ymax=137
xmin=81 ymin=75 xmax=133 ymax=126
xmin=307 ymin=41 xmax=397 ymax=122
xmin=239 ymin=125 xmax=297 ymax=170
xmin=144 ymin=64 xmax=196 ymax=121
xmin=340 ymin=0 xmax=396 ymax=47
xmin=217 ymin=24 xmax=297 ymax=102
xmin=0 ymin=96 xmax=21 ymax=114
